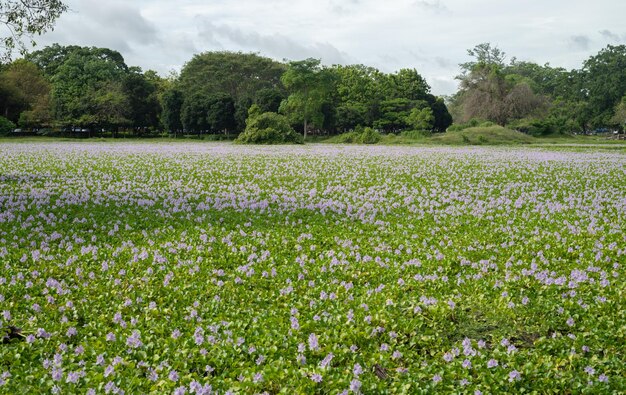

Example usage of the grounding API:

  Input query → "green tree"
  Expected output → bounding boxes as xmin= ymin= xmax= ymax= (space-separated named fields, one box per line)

xmin=1 ymin=0 xmax=68 ymax=60
xmin=206 ymin=93 xmax=236 ymax=135
xmin=280 ymin=58 xmax=333 ymax=139
xmin=0 ymin=58 xmax=50 ymax=125
xmin=122 ymin=67 xmax=161 ymax=132
xmin=581 ymin=45 xmax=626 ymax=127
xmin=610 ymin=96 xmax=626 ymax=129
xmin=39 ymin=46 xmax=128 ymax=128
xmin=179 ymin=51 xmax=285 ymax=131
xmin=407 ymin=106 xmax=434 ymax=131
xmin=161 ymin=87 xmax=183 ymax=135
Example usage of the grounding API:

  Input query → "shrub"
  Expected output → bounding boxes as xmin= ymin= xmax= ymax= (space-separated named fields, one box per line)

xmin=0 ymin=116 xmax=16 ymax=136
xmin=447 ymin=119 xmax=492 ymax=132
xmin=359 ymin=127 xmax=381 ymax=144
xmin=507 ymin=118 xmax=554 ymax=136
xmin=236 ymin=111 xmax=303 ymax=144
xmin=334 ymin=131 xmax=361 ymax=143
xmin=401 ymin=130 xmax=431 ymax=139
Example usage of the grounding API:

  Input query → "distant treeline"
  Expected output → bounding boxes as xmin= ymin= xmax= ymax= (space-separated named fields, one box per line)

xmin=1 ymin=43 xmax=625 ymax=138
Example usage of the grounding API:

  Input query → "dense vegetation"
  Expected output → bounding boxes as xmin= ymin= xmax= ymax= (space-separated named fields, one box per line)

xmin=1 ymin=43 xmax=626 ymax=141
xmin=0 ymin=142 xmax=624 ymax=393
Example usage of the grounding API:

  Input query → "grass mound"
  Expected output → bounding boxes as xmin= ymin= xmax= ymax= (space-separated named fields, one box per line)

xmin=433 ymin=125 xmax=535 ymax=145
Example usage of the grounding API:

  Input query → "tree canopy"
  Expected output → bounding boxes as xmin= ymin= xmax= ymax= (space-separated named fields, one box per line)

xmin=1 ymin=0 xmax=68 ymax=60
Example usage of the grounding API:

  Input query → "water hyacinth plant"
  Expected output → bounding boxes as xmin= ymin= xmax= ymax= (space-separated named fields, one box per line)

xmin=0 ymin=142 xmax=624 ymax=394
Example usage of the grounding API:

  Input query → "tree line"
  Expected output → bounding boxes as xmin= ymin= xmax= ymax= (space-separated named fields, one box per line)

xmin=450 ymin=43 xmax=626 ymax=135
xmin=1 ymin=42 xmax=626 ymax=138
xmin=0 ymin=45 xmax=452 ymax=137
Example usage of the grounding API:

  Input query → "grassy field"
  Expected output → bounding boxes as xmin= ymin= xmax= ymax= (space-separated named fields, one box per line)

xmin=0 ymin=142 xmax=624 ymax=394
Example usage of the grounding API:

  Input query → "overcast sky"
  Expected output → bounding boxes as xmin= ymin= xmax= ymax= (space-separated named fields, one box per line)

xmin=30 ymin=0 xmax=626 ymax=95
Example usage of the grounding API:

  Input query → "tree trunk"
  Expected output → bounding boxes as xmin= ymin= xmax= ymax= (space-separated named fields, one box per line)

xmin=303 ymin=119 xmax=308 ymax=141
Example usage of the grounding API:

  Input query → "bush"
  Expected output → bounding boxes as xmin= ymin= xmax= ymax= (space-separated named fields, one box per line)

xmin=329 ymin=127 xmax=381 ymax=144
xmin=507 ymin=118 xmax=553 ymax=136
xmin=401 ymin=130 xmax=431 ymax=139
xmin=334 ymin=131 xmax=361 ymax=143
xmin=0 ymin=116 xmax=16 ymax=136
xmin=447 ymin=119 xmax=492 ymax=132
xmin=359 ymin=127 xmax=381 ymax=144
xmin=236 ymin=111 xmax=303 ymax=144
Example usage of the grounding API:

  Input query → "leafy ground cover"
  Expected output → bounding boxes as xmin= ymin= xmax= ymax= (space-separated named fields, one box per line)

xmin=0 ymin=142 xmax=624 ymax=394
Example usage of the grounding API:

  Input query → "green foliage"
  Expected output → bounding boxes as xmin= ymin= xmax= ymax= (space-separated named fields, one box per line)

xmin=161 ymin=88 xmax=184 ymax=133
xmin=1 ymin=0 xmax=68 ymax=60
xmin=507 ymin=118 xmax=556 ymax=136
xmin=406 ymin=106 xmax=434 ymax=131
xmin=447 ymin=119 xmax=493 ymax=132
xmin=327 ymin=126 xmax=381 ymax=144
xmin=358 ymin=127 xmax=381 ymax=144
xmin=236 ymin=111 xmax=303 ymax=144
xmin=432 ymin=125 xmax=535 ymax=145
xmin=280 ymin=58 xmax=334 ymax=139
xmin=0 ymin=115 xmax=15 ymax=135
xmin=401 ymin=129 xmax=431 ymax=139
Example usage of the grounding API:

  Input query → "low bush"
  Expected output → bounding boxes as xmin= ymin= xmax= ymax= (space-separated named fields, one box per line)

xmin=401 ymin=130 xmax=431 ymax=139
xmin=0 ymin=116 xmax=16 ymax=136
xmin=236 ymin=111 xmax=303 ymax=144
xmin=359 ymin=127 xmax=381 ymax=144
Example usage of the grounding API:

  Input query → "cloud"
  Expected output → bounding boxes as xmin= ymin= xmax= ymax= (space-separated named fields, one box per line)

xmin=599 ymin=29 xmax=622 ymax=43
xmin=198 ymin=21 xmax=352 ymax=65
xmin=413 ymin=0 xmax=450 ymax=13
xmin=34 ymin=0 xmax=160 ymax=54
xmin=568 ymin=35 xmax=590 ymax=50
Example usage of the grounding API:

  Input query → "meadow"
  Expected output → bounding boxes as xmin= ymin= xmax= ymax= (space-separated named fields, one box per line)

xmin=0 ymin=142 xmax=624 ymax=394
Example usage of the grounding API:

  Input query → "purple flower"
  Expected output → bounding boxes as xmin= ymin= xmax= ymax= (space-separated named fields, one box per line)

xmin=320 ymin=353 xmax=334 ymax=368
xmin=350 ymin=379 xmax=362 ymax=392
xmin=169 ymin=370 xmax=179 ymax=382
xmin=310 ymin=373 xmax=323 ymax=383
xmin=487 ymin=359 xmax=498 ymax=368
xmin=308 ymin=333 xmax=319 ymax=351
xmin=433 ymin=374 xmax=442 ymax=383
xmin=566 ymin=317 xmax=575 ymax=327
xmin=508 ymin=370 xmax=521 ymax=382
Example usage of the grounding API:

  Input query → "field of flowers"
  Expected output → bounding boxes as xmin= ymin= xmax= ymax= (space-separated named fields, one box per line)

xmin=0 ymin=142 xmax=624 ymax=394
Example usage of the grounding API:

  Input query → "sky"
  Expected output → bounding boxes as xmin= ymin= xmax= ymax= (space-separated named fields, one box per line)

xmin=26 ymin=0 xmax=626 ymax=96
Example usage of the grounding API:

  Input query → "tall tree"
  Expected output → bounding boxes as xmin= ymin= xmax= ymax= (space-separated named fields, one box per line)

xmin=1 ymin=0 xmax=68 ymax=60
xmin=161 ymin=87 xmax=183 ymax=135
xmin=280 ymin=58 xmax=334 ymax=139
xmin=0 ymin=58 xmax=50 ymax=124
xmin=580 ymin=45 xmax=626 ymax=127
xmin=179 ymin=51 xmax=285 ymax=131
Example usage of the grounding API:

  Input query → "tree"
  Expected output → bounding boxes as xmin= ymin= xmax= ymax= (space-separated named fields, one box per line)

xmin=373 ymin=98 xmax=415 ymax=132
xmin=459 ymin=42 xmax=506 ymax=77
xmin=0 ymin=58 xmax=50 ymax=124
xmin=280 ymin=58 xmax=333 ymax=139
xmin=38 ymin=46 xmax=128 ymax=129
xmin=179 ymin=51 xmax=285 ymax=131
xmin=385 ymin=68 xmax=430 ymax=101
xmin=610 ymin=96 xmax=626 ymax=129
xmin=1 ymin=0 xmax=68 ymax=60
xmin=161 ymin=87 xmax=183 ymax=135
xmin=122 ymin=67 xmax=161 ymax=132
xmin=581 ymin=45 xmax=626 ymax=127
xmin=455 ymin=50 xmax=547 ymax=125
xmin=407 ymin=106 xmax=434 ymax=131
xmin=429 ymin=96 xmax=453 ymax=132
xmin=206 ymin=93 xmax=236 ymax=134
